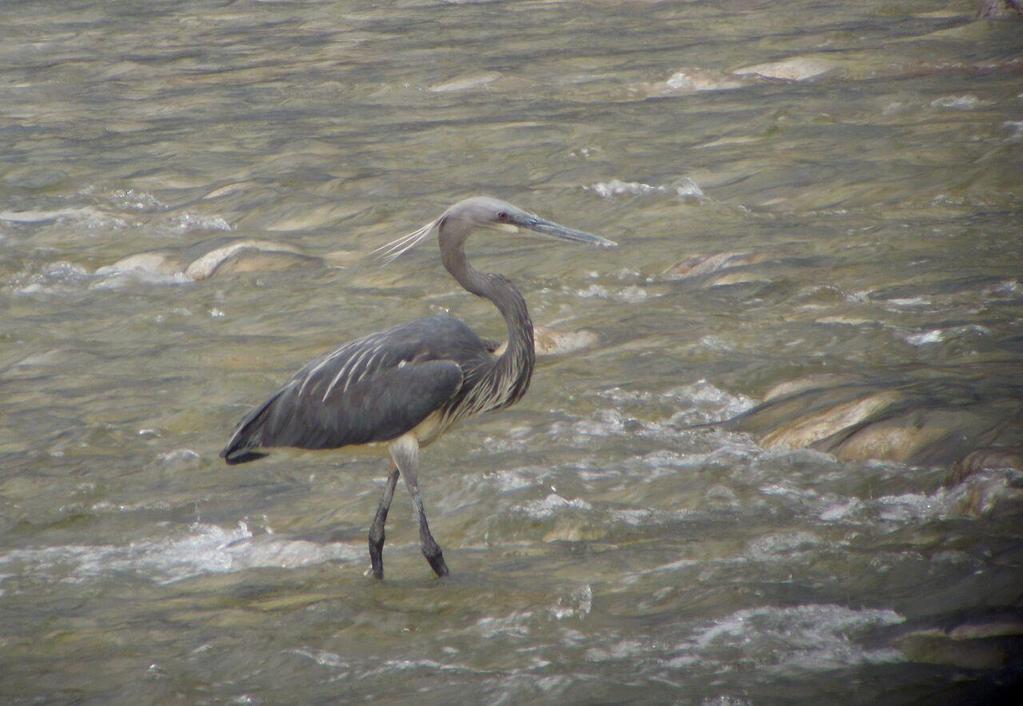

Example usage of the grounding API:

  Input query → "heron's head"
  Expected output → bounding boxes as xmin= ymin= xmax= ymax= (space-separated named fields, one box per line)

xmin=443 ymin=196 xmax=617 ymax=248
xmin=374 ymin=196 xmax=616 ymax=264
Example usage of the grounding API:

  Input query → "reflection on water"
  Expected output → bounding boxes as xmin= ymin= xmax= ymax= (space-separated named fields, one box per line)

xmin=2 ymin=1 xmax=1022 ymax=703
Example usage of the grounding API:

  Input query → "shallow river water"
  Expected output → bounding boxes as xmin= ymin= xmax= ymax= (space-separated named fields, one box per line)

xmin=2 ymin=1 xmax=1022 ymax=704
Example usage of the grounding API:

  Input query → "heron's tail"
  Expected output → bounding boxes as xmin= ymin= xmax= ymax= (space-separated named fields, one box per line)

xmin=220 ymin=388 xmax=286 ymax=465
xmin=222 ymin=449 xmax=268 ymax=465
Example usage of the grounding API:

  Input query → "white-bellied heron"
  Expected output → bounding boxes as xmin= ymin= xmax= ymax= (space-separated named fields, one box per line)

xmin=220 ymin=196 xmax=616 ymax=579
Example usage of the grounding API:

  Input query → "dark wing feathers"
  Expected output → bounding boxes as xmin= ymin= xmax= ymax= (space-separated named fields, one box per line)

xmin=248 ymin=360 xmax=462 ymax=453
xmin=221 ymin=315 xmax=488 ymax=464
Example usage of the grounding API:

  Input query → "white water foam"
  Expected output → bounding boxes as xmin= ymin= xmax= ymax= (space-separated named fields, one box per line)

xmin=90 ymin=268 xmax=193 ymax=289
xmin=588 ymin=177 xmax=704 ymax=201
xmin=0 ymin=522 xmax=364 ymax=587
xmin=109 ymin=188 xmax=168 ymax=212
xmin=745 ymin=531 xmax=823 ymax=560
xmin=574 ymin=283 xmax=649 ymax=303
xmin=930 ymin=94 xmax=984 ymax=110
xmin=550 ymin=584 xmax=593 ymax=620
xmin=903 ymin=324 xmax=990 ymax=347
xmin=594 ymin=380 xmax=755 ymax=432
xmin=289 ymin=648 xmax=349 ymax=670
xmin=0 ymin=206 xmax=128 ymax=230
xmin=904 ymin=329 xmax=944 ymax=346
xmin=168 ymin=212 xmax=232 ymax=232
xmin=665 ymin=380 xmax=756 ymax=423
xmin=667 ymin=604 xmax=904 ymax=673
xmin=12 ymin=257 xmax=193 ymax=296
xmin=517 ymin=493 xmax=593 ymax=519
xmin=11 ymin=261 xmax=91 ymax=295
xmin=477 ymin=610 xmax=535 ymax=639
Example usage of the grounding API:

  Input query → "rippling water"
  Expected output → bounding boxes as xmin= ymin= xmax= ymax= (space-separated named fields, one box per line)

xmin=2 ymin=1 xmax=1022 ymax=704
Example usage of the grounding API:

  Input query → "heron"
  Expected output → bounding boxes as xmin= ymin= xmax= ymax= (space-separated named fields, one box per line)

xmin=220 ymin=196 xmax=616 ymax=579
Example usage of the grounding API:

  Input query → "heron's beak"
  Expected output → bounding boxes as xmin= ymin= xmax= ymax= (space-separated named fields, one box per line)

xmin=520 ymin=215 xmax=618 ymax=248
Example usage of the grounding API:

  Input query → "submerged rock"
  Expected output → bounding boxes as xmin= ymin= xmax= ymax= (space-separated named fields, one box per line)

xmin=949 ymin=467 xmax=1023 ymax=518
xmin=663 ymin=68 xmax=745 ymax=93
xmin=948 ymin=446 xmax=1023 ymax=486
xmin=723 ymin=377 xmax=1023 ymax=468
xmin=489 ymin=325 xmax=598 ymax=358
xmin=665 ymin=252 xmax=766 ymax=278
xmin=828 ymin=409 xmax=970 ymax=465
xmin=889 ymin=609 xmax=1023 ymax=670
xmin=733 ymin=57 xmax=837 ymax=81
xmin=977 ymin=0 xmax=1023 ymax=18
xmin=184 ymin=241 xmax=315 ymax=280
xmin=758 ymin=390 xmax=905 ymax=451
xmin=630 ymin=68 xmax=747 ymax=98
xmin=99 ymin=237 xmax=324 ymax=281
xmin=534 ymin=325 xmax=599 ymax=356
xmin=98 ymin=250 xmax=190 ymax=277
xmin=663 ymin=251 xmax=770 ymax=287
xmin=762 ymin=374 xmax=863 ymax=401
xmin=429 ymin=72 xmax=502 ymax=93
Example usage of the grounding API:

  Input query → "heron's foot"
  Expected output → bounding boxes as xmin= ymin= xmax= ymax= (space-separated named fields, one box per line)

xmin=427 ymin=552 xmax=449 ymax=577
xmin=368 ymin=535 xmax=385 ymax=580
xmin=422 ymin=541 xmax=449 ymax=578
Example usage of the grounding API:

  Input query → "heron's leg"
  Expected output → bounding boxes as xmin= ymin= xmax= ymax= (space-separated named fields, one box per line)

xmin=389 ymin=435 xmax=450 ymax=578
xmin=368 ymin=465 xmax=400 ymax=580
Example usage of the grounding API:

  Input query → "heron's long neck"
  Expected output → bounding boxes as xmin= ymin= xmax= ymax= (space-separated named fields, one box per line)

xmin=442 ymin=241 xmax=535 ymax=402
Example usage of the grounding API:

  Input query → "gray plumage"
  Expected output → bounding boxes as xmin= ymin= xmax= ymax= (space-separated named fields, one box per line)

xmin=220 ymin=196 xmax=616 ymax=579
xmin=221 ymin=315 xmax=515 ymax=461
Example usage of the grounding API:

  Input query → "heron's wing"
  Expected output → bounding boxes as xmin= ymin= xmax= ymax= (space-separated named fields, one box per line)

xmin=221 ymin=316 xmax=484 ymax=464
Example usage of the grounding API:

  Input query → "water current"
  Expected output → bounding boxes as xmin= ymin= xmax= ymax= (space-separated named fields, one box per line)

xmin=2 ymin=1 xmax=1022 ymax=704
